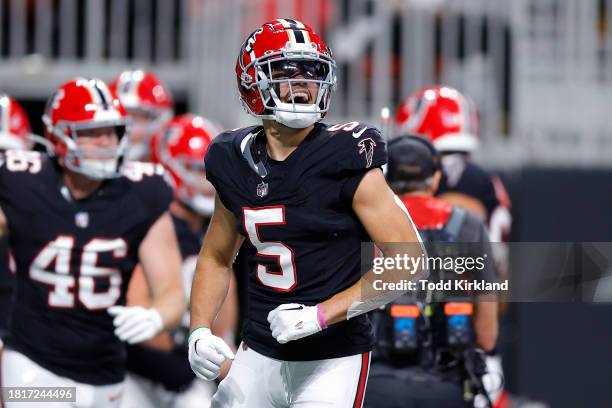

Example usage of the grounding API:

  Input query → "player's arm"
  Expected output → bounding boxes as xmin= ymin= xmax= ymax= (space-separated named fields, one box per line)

xmin=211 ymin=268 xmax=239 ymax=380
xmin=138 ymin=211 xmax=185 ymax=329
xmin=472 ymin=224 xmax=499 ymax=352
xmin=0 ymin=207 xmax=7 ymax=238
xmin=212 ymin=269 xmax=239 ymax=344
xmin=474 ymin=300 xmax=498 ymax=352
xmin=108 ymin=212 xmax=185 ymax=344
xmin=190 ymin=195 xmax=243 ymax=332
xmin=188 ymin=194 xmax=243 ymax=381
xmin=438 ymin=192 xmax=488 ymax=221
xmin=267 ymin=168 xmax=426 ymax=344
xmin=320 ymin=168 xmax=424 ymax=325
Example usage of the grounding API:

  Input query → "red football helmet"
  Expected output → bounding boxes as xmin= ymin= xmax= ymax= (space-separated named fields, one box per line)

xmin=236 ymin=19 xmax=336 ymax=128
xmin=42 ymin=77 xmax=129 ymax=179
xmin=151 ymin=114 xmax=221 ymax=217
xmin=395 ymin=86 xmax=479 ymax=153
xmin=0 ymin=94 xmax=32 ymax=150
xmin=110 ymin=70 xmax=173 ymax=160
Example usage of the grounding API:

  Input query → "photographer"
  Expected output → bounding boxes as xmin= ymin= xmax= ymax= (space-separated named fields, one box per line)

xmin=364 ymin=135 xmax=498 ymax=408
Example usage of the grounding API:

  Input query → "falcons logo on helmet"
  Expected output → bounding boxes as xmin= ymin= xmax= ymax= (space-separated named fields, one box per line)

xmin=358 ymin=138 xmax=376 ymax=168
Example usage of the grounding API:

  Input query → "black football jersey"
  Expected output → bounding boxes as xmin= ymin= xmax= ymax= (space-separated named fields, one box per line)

xmin=437 ymin=154 xmax=500 ymax=219
xmin=205 ymin=122 xmax=387 ymax=361
xmin=126 ymin=214 xmax=202 ymax=391
xmin=0 ymin=150 xmax=173 ymax=385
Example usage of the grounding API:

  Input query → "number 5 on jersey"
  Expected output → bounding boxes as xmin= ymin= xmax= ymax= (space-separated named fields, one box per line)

xmin=243 ymin=206 xmax=297 ymax=291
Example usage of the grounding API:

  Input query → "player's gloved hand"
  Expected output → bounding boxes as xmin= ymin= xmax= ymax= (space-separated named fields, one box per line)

xmin=267 ymin=303 xmax=328 ymax=344
xmin=188 ymin=327 xmax=235 ymax=381
xmin=108 ymin=306 xmax=163 ymax=344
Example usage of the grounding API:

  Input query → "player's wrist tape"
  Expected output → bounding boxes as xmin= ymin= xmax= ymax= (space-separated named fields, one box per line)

xmin=189 ymin=325 xmax=211 ymax=336
xmin=316 ymin=304 xmax=328 ymax=329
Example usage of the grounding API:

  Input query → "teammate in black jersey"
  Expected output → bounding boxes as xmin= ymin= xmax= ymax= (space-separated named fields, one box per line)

xmin=187 ymin=19 xmax=425 ymax=408
xmin=0 ymin=78 xmax=185 ymax=408
xmin=394 ymin=85 xmax=512 ymax=237
xmin=0 ymin=94 xmax=32 ymax=347
xmin=120 ymin=114 xmax=238 ymax=408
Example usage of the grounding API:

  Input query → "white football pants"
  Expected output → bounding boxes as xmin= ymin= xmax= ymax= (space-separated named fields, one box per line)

xmin=211 ymin=343 xmax=370 ymax=408
xmin=1 ymin=348 xmax=123 ymax=408
xmin=119 ymin=372 xmax=216 ymax=408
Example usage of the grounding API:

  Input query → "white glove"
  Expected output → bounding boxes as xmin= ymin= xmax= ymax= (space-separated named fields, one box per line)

xmin=267 ymin=303 xmax=326 ymax=344
xmin=188 ymin=327 xmax=235 ymax=381
xmin=107 ymin=306 xmax=163 ymax=344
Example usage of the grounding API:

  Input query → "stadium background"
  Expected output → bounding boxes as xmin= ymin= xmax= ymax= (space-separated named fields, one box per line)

xmin=1 ymin=0 xmax=611 ymax=406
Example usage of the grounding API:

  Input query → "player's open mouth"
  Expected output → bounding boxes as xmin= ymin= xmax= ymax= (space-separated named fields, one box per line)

xmin=288 ymin=91 xmax=310 ymax=104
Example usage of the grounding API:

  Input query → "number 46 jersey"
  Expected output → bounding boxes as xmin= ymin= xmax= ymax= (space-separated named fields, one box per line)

xmin=205 ymin=122 xmax=387 ymax=361
xmin=0 ymin=151 xmax=173 ymax=385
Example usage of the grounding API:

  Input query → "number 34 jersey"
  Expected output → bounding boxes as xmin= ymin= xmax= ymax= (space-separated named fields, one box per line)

xmin=205 ymin=122 xmax=387 ymax=361
xmin=0 ymin=151 xmax=173 ymax=385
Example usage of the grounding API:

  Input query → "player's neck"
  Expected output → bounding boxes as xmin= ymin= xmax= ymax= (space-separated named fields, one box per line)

xmin=262 ymin=120 xmax=314 ymax=161
xmin=170 ymin=201 xmax=204 ymax=234
xmin=63 ymin=171 xmax=103 ymax=200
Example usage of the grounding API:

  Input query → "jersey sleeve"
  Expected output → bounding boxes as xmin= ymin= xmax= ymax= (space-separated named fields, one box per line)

xmin=123 ymin=162 xmax=174 ymax=226
xmin=0 ymin=150 xmax=44 ymax=207
xmin=203 ymin=137 xmax=223 ymax=192
xmin=204 ymin=130 xmax=237 ymax=211
xmin=334 ymin=126 xmax=388 ymax=205
xmin=439 ymin=160 xmax=500 ymax=220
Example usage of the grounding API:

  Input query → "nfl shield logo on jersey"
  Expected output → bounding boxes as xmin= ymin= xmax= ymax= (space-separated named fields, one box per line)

xmin=75 ymin=212 xmax=89 ymax=228
xmin=256 ymin=181 xmax=268 ymax=198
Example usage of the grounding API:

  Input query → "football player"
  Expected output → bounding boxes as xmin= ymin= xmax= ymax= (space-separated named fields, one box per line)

xmin=110 ymin=70 xmax=174 ymax=161
xmin=188 ymin=19 xmax=426 ymax=407
xmin=365 ymin=135 xmax=498 ymax=408
xmin=0 ymin=78 xmax=185 ymax=408
xmin=395 ymin=85 xmax=511 ymax=407
xmin=394 ymin=85 xmax=512 ymax=239
xmin=0 ymin=94 xmax=32 ymax=349
xmin=120 ymin=114 xmax=238 ymax=408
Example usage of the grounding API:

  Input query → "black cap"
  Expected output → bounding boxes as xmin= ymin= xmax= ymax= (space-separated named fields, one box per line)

xmin=386 ymin=135 xmax=440 ymax=182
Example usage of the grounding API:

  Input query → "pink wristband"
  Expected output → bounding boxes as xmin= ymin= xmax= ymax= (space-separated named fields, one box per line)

xmin=316 ymin=304 xmax=328 ymax=329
